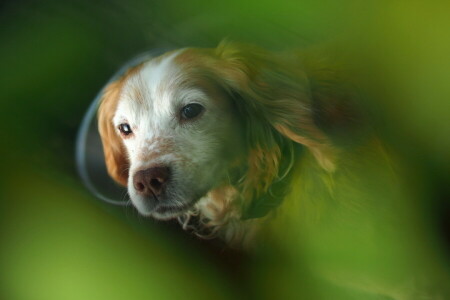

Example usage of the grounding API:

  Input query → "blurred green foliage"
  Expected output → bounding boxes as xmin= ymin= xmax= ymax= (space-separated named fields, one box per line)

xmin=1 ymin=0 xmax=449 ymax=299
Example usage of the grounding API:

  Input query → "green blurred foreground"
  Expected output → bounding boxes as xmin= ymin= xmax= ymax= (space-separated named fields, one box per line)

xmin=1 ymin=1 xmax=449 ymax=299
xmin=1 ymin=169 xmax=235 ymax=300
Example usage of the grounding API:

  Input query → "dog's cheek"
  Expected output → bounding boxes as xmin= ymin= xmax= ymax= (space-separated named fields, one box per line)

xmin=180 ymin=135 xmax=227 ymax=187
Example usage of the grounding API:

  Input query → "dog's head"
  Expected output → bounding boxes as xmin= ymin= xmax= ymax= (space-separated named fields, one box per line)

xmin=98 ymin=41 xmax=338 ymax=220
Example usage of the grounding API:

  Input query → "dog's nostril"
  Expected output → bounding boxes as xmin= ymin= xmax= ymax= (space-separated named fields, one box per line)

xmin=135 ymin=182 xmax=145 ymax=192
xmin=150 ymin=178 xmax=162 ymax=190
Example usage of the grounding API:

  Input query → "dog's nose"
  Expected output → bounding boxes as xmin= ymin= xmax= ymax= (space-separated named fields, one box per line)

xmin=133 ymin=167 xmax=170 ymax=197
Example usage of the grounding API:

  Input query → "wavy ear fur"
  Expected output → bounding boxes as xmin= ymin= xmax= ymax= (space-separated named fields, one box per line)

xmin=214 ymin=41 xmax=337 ymax=169
xmin=210 ymin=41 xmax=340 ymax=204
xmin=98 ymin=79 xmax=129 ymax=186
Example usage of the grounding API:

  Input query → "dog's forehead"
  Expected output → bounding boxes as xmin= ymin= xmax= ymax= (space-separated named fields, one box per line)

xmin=140 ymin=50 xmax=183 ymax=96
xmin=134 ymin=50 xmax=183 ymax=104
xmin=115 ymin=50 xmax=186 ymax=121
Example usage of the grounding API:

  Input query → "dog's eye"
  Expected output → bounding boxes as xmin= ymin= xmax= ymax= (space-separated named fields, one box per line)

xmin=181 ymin=103 xmax=204 ymax=120
xmin=118 ymin=123 xmax=133 ymax=136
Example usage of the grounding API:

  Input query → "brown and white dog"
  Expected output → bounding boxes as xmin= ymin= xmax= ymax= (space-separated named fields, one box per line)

xmin=97 ymin=41 xmax=361 ymax=247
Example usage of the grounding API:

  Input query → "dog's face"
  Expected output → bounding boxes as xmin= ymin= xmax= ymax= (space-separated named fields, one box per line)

xmin=99 ymin=50 xmax=245 ymax=219
xmin=98 ymin=42 xmax=337 ymax=221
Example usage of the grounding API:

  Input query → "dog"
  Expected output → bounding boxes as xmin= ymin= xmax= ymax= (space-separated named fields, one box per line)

xmin=97 ymin=40 xmax=349 ymax=245
xmin=97 ymin=41 xmax=449 ymax=299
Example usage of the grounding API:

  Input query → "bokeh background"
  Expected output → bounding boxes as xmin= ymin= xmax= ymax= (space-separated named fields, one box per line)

xmin=1 ymin=0 xmax=449 ymax=299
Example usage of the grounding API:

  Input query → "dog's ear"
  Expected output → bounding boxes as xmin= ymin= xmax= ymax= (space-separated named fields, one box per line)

xmin=213 ymin=41 xmax=337 ymax=176
xmin=98 ymin=79 xmax=129 ymax=186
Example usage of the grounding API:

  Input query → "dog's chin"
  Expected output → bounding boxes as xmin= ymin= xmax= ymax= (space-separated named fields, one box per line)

xmin=131 ymin=196 xmax=196 ymax=220
xmin=149 ymin=202 xmax=194 ymax=220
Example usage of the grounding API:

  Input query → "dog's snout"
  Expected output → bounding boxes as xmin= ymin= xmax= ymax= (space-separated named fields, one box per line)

xmin=133 ymin=167 xmax=170 ymax=197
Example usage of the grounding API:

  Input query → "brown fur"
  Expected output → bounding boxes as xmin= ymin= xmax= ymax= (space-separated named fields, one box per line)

xmin=98 ymin=64 xmax=143 ymax=186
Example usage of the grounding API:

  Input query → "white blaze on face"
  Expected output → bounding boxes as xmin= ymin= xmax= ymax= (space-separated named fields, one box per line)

xmin=114 ymin=51 xmax=182 ymax=169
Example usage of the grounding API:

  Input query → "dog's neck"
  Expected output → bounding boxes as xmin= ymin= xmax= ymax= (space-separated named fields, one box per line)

xmin=178 ymin=143 xmax=303 ymax=247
